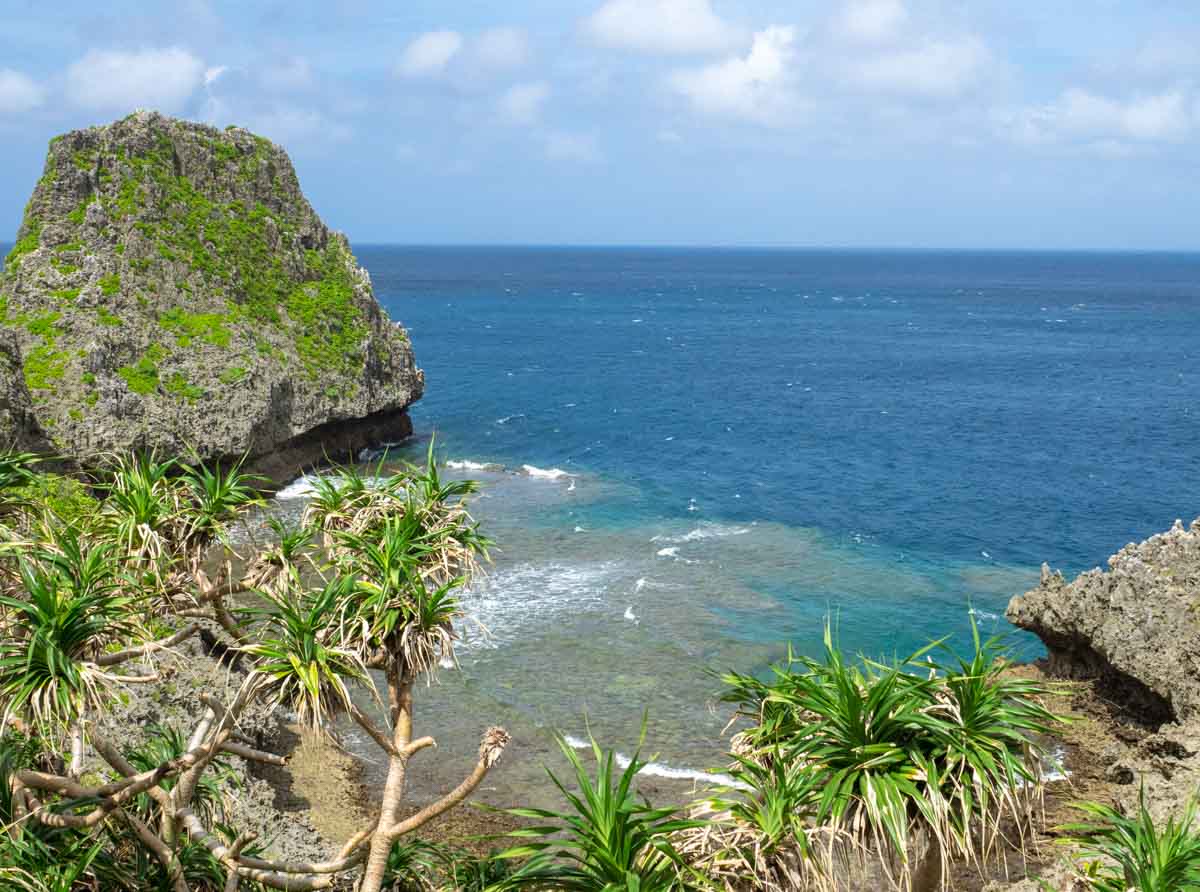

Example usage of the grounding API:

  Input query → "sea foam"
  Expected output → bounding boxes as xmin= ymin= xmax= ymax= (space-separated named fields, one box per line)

xmin=445 ymin=459 xmax=505 ymax=472
xmin=522 ymin=464 xmax=572 ymax=480
xmin=651 ymin=523 xmax=751 ymax=545
xmin=561 ymin=735 xmax=750 ymax=790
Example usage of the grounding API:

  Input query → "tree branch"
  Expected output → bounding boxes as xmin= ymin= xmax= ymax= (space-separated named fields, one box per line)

xmin=95 ymin=623 xmax=200 ymax=666
xmin=220 ymin=741 xmax=286 ymax=765
xmin=389 ymin=727 xmax=511 ymax=838
xmin=118 ymin=808 xmax=190 ymax=892
xmin=347 ymin=703 xmax=399 ymax=758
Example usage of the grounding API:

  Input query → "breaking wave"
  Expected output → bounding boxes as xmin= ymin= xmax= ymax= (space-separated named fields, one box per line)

xmin=561 ymin=735 xmax=750 ymax=790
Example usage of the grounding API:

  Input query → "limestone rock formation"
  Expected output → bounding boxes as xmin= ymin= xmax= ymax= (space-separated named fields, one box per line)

xmin=1007 ymin=518 xmax=1200 ymax=723
xmin=0 ymin=329 xmax=50 ymax=452
xmin=0 ymin=111 xmax=422 ymax=472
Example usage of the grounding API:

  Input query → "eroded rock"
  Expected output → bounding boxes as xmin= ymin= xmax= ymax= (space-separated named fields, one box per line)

xmin=1007 ymin=518 xmax=1200 ymax=724
xmin=0 ymin=111 xmax=422 ymax=472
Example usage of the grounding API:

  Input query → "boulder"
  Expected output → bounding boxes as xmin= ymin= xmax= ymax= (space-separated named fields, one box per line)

xmin=0 ymin=111 xmax=422 ymax=473
xmin=1007 ymin=518 xmax=1200 ymax=724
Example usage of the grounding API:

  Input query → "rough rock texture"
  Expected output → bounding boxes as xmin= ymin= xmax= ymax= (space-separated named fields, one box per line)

xmin=0 ymin=111 xmax=422 ymax=471
xmin=0 ymin=329 xmax=50 ymax=451
xmin=1007 ymin=518 xmax=1200 ymax=723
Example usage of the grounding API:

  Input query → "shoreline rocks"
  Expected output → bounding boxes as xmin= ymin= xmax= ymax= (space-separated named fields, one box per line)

xmin=0 ymin=112 xmax=422 ymax=475
xmin=1007 ymin=518 xmax=1200 ymax=726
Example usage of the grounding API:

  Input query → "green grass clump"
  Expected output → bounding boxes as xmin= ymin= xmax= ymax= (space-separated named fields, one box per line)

xmin=164 ymin=372 xmax=204 ymax=403
xmin=116 ymin=346 xmax=167 ymax=396
xmin=51 ymin=288 xmax=81 ymax=302
xmin=96 ymin=307 xmax=122 ymax=327
xmin=22 ymin=345 xmax=69 ymax=392
xmin=218 ymin=366 xmax=247 ymax=384
xmin=4 ymin=220 xmax=41 ymax=267
xmin=55 ymin=242 xmax=84 ymax=253
xmin=72 ymin=148 xmax=96 ymax=171
xmin=66 ymin=201 xmax=89 ymax=226
xmin=98 ymin=274 xmax=120 ymax=296
xmin=158 ymin=308 xmax=231 ymax=348
xmin=494 ymin=732 xmax=704 ymax=889
xmin=24 ymin=313 xmax=61 ymax=344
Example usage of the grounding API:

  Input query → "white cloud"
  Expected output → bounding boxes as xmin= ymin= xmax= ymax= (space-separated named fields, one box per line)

xmin=244 ymin=106 xmax=353 ymax=147
xmin=498 ymin=81 xmax=550 ymax=125
xmin=260 ymin=57 xmax=313 ymax=91
xmin=396 ymin=31 xmax=463 ymax=77
xmin=834 ymin=0 xmax=907 ymax=44
xmin=1013 ymin=87 xmax=1194 ymax=145
xmin=66 ymin=47 xmax=206 ymax=112
xmin=204 ymin=66 xmax=228 ymax=88
xmin=0 ymin=69 xmax=44 ymax=113
xmin=475 ymin=27 xmax=530 ymax=70
xmin=846 ymin=36 xmax=989 ymax=98
xmin=668 ymin=25 xmax=800 ymax=125
xmin=584 ymin=0 xmax=739 ymax=55
xmin=544 ymin=131 xmax=602 ymax=163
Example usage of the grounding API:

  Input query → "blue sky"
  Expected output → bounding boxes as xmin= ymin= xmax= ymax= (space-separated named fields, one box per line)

xmin=1 ymin=0 xmax=1198 ymax=249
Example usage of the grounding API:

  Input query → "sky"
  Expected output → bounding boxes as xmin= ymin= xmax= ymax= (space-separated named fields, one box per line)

xmin=1 ymin=0 xmax=1199 ymax=250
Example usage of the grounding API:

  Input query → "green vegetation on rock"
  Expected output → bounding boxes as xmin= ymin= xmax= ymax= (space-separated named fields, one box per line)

xmin=164 ymin=371 xmax=204 ymax=402
xmin=117 ymin=345 xmax=168 ymax=396
xmin=158 ymin=308 xmax=230 ymax=347
xmin=4 ymin=219 xmax=40 ymax=266
xmin=0 ymin=112 xmax=420 ymax=464
xmin=23 ymin=344 xmax=69 ymax=392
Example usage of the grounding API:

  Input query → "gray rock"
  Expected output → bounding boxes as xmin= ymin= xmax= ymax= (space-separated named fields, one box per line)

xmin=0 ymin=111 xmax=422 ymax=473
xmin=1007 ymin=518 xmax=1200 ymax=724
xmin=0 ymin=329 xmax=51 ymax=451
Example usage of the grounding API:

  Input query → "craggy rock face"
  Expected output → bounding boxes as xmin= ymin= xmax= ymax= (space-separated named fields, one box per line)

xmin=1007 ymin=518 xmax=1200 ymax=724
xmin=0 ymin=329 xmax=50 ymax=452
xmin=0 ymin=111 xmax=422 ymax=470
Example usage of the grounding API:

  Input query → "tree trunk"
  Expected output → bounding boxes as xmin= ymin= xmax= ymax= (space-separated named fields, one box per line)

xmin=358 ymin=668 xmax=413 ymax=892
xmin=910 ymin=832 xmax=944 ymax=892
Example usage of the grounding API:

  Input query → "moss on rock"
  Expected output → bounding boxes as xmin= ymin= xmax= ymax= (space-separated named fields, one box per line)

xmin=0 ymin=111 xmax=423 ymax=466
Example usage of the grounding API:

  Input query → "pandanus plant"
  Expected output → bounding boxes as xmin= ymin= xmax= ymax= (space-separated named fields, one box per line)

xmin=701 ymin=622 xmax=1062 ymax=891
xmin=0 ymin=445 xmax=507 ymax=892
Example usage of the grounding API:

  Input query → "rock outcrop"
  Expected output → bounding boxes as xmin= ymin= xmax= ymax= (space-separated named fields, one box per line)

xmin=1007 ymin=518 xmax=1200 ymax=724
xmin=0 ymin=112 xmax=422 ymax=472
xmin=0 ymin=329 xmax=51 ymax=452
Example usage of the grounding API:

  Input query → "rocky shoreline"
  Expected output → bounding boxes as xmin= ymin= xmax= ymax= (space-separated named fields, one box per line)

xmin=97 ymin=516 xmax=1198 ymax=890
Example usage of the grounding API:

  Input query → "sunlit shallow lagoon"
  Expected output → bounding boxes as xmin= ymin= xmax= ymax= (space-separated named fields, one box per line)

xmin=276 ymin=246 xmax=1200 ymax=805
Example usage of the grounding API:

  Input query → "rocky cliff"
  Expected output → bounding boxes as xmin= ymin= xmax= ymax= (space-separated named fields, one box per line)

xmin=0 ymin=111 xmax=422 ymax=471
xmin=1007 ymin=518 xmax=1200 ymax=724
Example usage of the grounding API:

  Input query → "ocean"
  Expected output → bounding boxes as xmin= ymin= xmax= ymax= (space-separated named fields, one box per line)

xmin=9 ymin=241 xmax=1200 ymax=803
xmin=295 ymin=246 xmax=1199 ymax=805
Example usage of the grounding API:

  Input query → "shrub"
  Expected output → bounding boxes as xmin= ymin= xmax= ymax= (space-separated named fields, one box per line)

xmin=706 ymin=622 xmax=1062 ymax=891
xmin=0 ymin=444 xmax=505 ymax=892
xmin=495 ymin=731 xmax=706 ymax=890
xmin=1059 ymin=790 xmax=1200 ymax=891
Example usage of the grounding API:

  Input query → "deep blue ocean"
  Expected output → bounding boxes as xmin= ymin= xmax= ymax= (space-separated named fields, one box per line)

xmin=9 ymin=240 xmax=1198 ymax=799
xmin=318 ymin=246 xmax=1198 ymax=800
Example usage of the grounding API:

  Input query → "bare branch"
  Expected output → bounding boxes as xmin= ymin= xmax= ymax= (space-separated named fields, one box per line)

xmin=220 ymin=741 xmax=286 ymax=766
xmin=95 ymin=623 xmax=200 ymax=666
xmin=399 ymin=736 xmax=436 ymax=759
xmin=389 ymin=727 xmax=511 ymax=838
xmin=118 ymin=808 xmax=190 ymax=892
xmin=347 ymin=703 xmax=398 ymax=758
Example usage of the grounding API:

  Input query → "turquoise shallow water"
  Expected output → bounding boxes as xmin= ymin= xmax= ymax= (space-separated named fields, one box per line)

xmin=280 ymin=246 xmax=1200 ymax=804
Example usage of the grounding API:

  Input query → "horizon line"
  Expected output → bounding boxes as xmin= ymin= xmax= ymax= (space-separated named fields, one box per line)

xmin=3 ymin=238 xmax=1199 ymax=256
